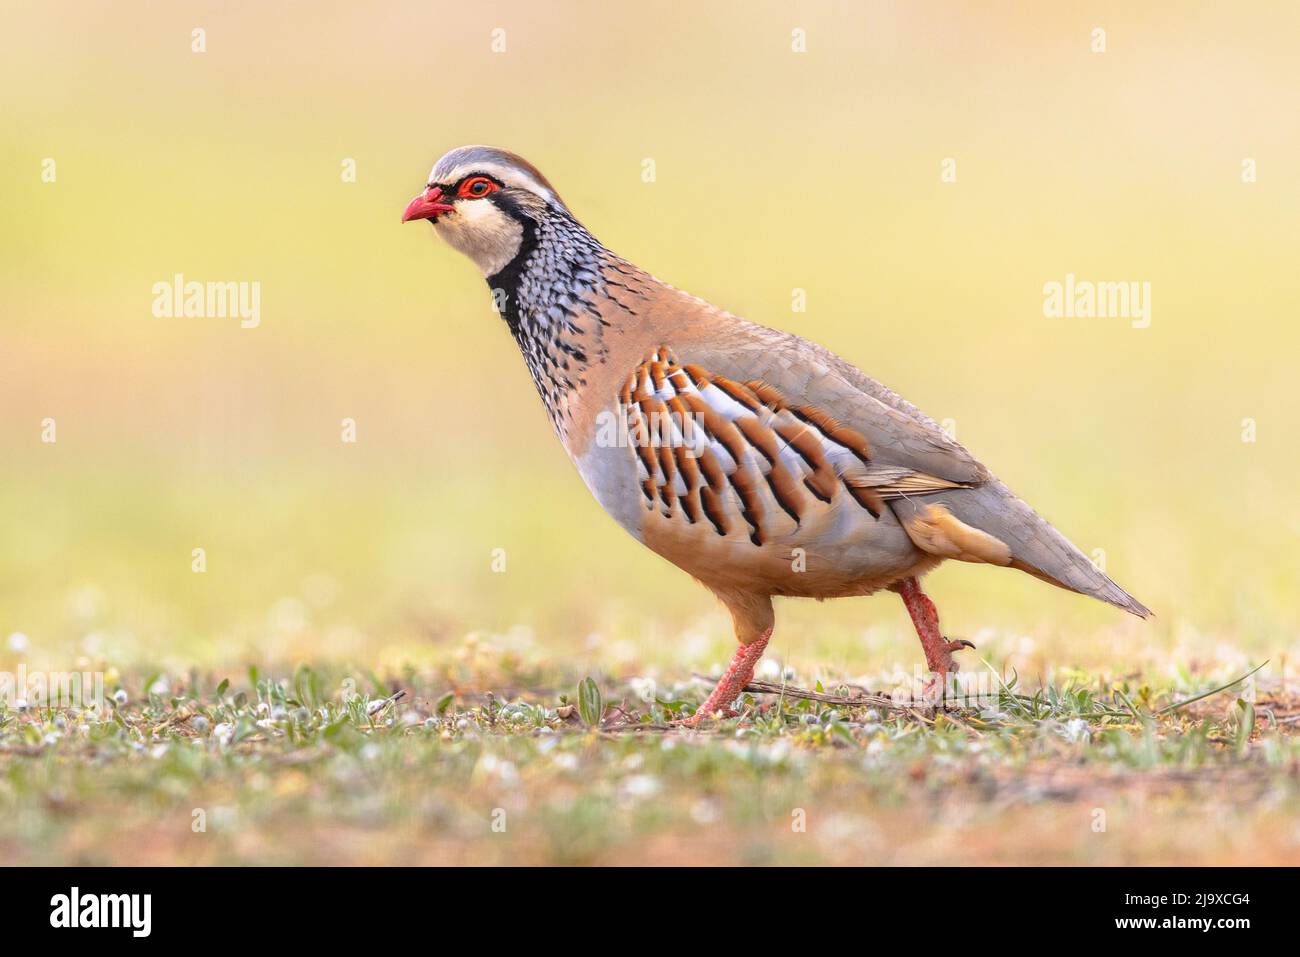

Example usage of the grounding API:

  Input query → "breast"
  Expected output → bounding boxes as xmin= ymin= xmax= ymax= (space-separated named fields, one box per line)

xmin=573 ymin=431 xmax=647 ymax=539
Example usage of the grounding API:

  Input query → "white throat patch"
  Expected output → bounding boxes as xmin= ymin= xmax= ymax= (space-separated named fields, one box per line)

xmin=433 ymin=200 xmax=524 ymax=277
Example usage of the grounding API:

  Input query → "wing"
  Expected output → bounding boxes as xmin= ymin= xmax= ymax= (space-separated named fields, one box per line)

xmin=677 ymin=318 xmax=987 ymax=485
xmin=619 ymin=345 xmax=971 ymax=548
xmin=626 ymin=319 xmax=1149 ymax=617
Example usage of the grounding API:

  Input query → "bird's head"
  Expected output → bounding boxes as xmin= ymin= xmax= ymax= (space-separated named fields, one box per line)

xmin=401 ymin=145 xmax=567 ymax=276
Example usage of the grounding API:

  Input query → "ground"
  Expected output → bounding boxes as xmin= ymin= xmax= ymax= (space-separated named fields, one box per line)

xmin=2 ymin=647 xmax=1296 ymax=866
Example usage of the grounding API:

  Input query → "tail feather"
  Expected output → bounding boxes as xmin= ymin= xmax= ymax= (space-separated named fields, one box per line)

xmin=892 ymin=479 xmax=1151 ymax=618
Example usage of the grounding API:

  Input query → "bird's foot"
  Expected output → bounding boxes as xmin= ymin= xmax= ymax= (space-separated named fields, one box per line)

xmin=923 ymin=637 xmax=975 ymax=680
xmin=669 ymin=628 xmax=772 ymax=729
xmin=919 ymin=639 xmax=977 ymax=706
xmin=938 ymin=636 xmax=976 ymax=670
xmin=920 ymin=671 xmax=954 ymax=706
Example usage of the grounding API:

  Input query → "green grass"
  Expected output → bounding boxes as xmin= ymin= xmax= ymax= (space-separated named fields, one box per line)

xmin=2 ymin=653 xmax=1295 ymax=866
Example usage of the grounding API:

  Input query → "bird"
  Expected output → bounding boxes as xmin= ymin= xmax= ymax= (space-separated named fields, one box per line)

xmin=402 ymin=145 xmax=1150 ymax=724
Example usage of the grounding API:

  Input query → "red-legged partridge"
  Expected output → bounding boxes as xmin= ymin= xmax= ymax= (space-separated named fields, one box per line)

xmin=403 ymin=146 xmax=1150 ymax=723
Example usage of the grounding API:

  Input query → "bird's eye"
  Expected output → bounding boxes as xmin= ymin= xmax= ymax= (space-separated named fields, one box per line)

xmin=458 ymin=176 xmax=497 ymax=199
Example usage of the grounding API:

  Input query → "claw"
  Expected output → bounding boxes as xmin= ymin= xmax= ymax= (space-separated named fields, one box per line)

xmin=946 ymin=636 xmax=976 ymax=652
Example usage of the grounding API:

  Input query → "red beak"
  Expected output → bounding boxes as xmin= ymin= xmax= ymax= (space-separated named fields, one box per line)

xmin=402 ymin=186 xmax=455 ymax=223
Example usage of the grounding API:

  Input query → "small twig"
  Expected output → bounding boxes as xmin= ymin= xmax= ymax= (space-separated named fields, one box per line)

xmin=366 ymin=689 xmax=407 ymax=716
xmin=597 ymin=704 xmax=636 ymax=728
xmin=601 ymin=722 xmax=676 ymax=733
xmin=739 ymin=679 xmax=908 ymax=712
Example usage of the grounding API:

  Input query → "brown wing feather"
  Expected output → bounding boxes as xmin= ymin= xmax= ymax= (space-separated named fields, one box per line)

xmin=620 ymin=347 xmax=971 ymax=546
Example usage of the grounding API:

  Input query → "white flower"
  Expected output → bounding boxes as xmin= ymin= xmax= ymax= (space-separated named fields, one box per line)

xmin=619 ymin=775 xmax=661 ymax=800
xmin=690 ymin=799 xmax=719 ymax=825
xmin=1063 ymin=718 xmax=1090 ymax=743
xmin=629 ymin=676 xmax=657 ymax=703
xmin=7 ymin=632 xmax=29 ymax=653
xmin=763 ymin=740 xmax=792 ymax=764
xmin=477 ymin=754 xmax=519 ymax=785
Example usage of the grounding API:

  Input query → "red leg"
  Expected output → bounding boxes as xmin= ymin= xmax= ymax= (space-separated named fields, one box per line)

xmin=673 ymin=628 xmax=772 ymax=726
xmin=893 ymin=577 xmax=975 ymax=681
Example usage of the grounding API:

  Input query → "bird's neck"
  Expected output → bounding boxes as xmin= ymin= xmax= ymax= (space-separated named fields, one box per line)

xmin=485 ymin=212 xmax=614 ymax=438
xmin=485 ymin=212 xmax=608 ymax=334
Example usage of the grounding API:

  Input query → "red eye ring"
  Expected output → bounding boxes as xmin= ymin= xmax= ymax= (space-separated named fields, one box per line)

xmin=457 ymin=176 xmax=498 ymax=199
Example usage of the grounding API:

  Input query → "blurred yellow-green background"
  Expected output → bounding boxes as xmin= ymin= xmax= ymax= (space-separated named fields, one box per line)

xmin=3 ymin=0 xmax=1298 ymax=680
